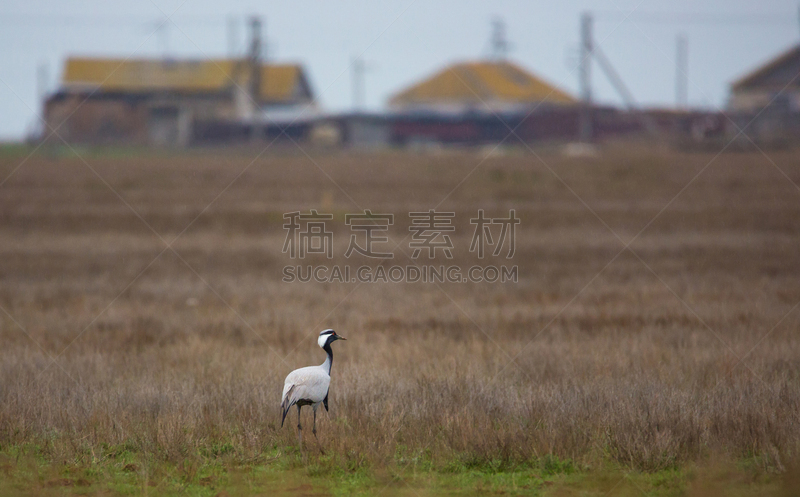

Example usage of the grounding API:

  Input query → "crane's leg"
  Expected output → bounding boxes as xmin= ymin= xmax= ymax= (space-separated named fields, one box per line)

xmin=296 ymin=404 xmax=303 ymax=447
xmin=312 ymin=405 xmax=318 ymax=438
xmin=312 ymin=404 xmax=325 ymax=455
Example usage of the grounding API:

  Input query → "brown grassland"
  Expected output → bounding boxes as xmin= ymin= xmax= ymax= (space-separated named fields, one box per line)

xmin=0 ymin=143 xmax=798 ymax=495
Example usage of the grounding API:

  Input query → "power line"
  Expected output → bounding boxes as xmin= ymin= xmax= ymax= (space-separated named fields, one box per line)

xmin=593 ymin=11 xmax=797 ymax=26
xmin=0 ymin=13 xmax=229 ymax=28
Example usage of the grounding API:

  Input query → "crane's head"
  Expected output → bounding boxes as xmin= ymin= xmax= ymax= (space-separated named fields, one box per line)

xmin=318 ymin=329 xmax=346 ymax=348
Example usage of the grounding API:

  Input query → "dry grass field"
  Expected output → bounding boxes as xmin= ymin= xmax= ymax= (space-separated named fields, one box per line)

xmin=0 ymin=143 xmax=798 ymax=495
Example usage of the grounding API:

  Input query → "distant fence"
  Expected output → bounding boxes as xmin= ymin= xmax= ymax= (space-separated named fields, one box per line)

xmin=192 ymin=120 xmax=311 ymax=145
xmin=388 ymin=107 xmax=727 ymax=147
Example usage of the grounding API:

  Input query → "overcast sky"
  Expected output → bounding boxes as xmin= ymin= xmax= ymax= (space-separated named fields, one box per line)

xmin=1 ymin=0 xmax=799 ymax=140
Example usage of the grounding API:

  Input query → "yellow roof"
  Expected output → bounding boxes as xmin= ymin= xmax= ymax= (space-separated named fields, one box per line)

xmin=390 ymin=60 xmax=576 ymax=106
xmin=62 ymin=57 xmax=309 ymax=102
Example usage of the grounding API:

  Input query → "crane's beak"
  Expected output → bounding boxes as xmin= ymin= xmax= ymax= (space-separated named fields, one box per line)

xmin=336 ymin=334 xmax=347 ymax=341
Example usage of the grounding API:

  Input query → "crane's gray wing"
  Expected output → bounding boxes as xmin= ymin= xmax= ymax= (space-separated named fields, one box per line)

xmin=280 ymin=368 xmax=330 ymax=426
xmin=280 ymin=384 xmax=297 ymax=427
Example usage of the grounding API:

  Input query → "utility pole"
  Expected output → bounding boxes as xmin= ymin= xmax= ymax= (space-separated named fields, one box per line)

xmin=593 ymin=46 xmax=659 ymax=136
xmin=579 ymin=12 xmax=593 ymax=142
xmin=676 ymin=34 xmax=688 ymax=110
xmin=249 ymin=16 xmax=262 ymax=104
xmin=227 ymin=15 xmax=239 ymax=57
xmin=490 ymin=17 xmax=508 ymax=60
xmin=352 ymin=55 xmax=368 ymax=112
xmin=248 ymin=16 xmax=262 ymax=140
xmin=36 ymin=62 xmax=48 ymax=131
xmin=154 ymin=18 xmax=170 ymax=59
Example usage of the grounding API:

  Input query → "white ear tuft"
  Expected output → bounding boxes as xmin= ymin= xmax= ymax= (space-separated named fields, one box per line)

xmin=318 ymin=329 xmax=335 ymax=348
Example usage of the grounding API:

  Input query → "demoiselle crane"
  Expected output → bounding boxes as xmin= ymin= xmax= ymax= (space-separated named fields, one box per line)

xmin=280 ymin=329 xmax=346 ymax=445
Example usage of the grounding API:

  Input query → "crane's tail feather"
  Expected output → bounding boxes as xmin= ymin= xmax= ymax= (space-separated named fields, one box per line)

xmin=280 ymin=385 xmax=296 ymax=428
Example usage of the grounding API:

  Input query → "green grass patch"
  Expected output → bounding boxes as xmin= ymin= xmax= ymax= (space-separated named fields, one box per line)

xmin=0 ymin=443 xmax=793 ymax=496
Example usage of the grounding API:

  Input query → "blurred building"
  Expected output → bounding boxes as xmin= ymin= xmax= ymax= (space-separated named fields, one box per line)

xmin=728 ymin=44 xmax=800 ymax=144
xmin=389 ymin=60 xmax=576 ymax=114
xmin=386 ymin=60 xmax=580 ymax=145
xmin=729 ymin=44 xmax=800 ymax=113
xmin=44 ymin=57 xmax=317 ymax=147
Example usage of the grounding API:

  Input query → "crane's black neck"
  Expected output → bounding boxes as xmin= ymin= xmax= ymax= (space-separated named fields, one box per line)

xmin=322 ymin=343 xmax=333 ymax=375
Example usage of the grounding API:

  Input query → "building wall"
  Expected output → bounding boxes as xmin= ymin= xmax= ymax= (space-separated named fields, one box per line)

xmin=729 ymin=89 xmax=800 ymax=114
xmin=44 ymin=92 xmax=238 ymax=146
xmin=45 ymin=95 xmax=148 ymax=144
xmin=727 ymin=87 xmax=800 ymax=145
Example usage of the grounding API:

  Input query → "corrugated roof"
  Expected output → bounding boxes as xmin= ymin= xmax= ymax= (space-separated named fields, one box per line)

xmin=389 ymin=60 xmax=576 ymax=107
xmin=732 ymin=44 xmax=800 ymax=90
xmin=61 ymin=57 xmax=308 ymax=102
